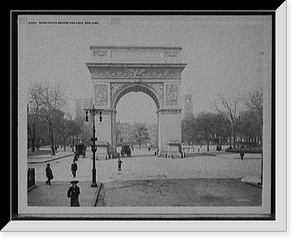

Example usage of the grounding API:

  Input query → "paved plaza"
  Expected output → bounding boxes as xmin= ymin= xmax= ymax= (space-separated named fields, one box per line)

xmin=97 ymin=178 xmax=261 ymax=207
xmin=28 ymin=148 xmax=262 ymax=207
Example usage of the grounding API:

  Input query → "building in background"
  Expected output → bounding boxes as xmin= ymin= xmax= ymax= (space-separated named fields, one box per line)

xmin=116 ymin=121 xmax=158 ymax=147
xmin=184 ymin=94 xmax=193 ymax=118
xmin=116 ymin=122 xmax=136 ymax=145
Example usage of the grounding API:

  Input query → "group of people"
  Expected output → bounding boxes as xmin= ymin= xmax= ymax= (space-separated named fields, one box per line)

xmin=44 ymin=152 xmax=124 ymax=207
xmin=44 ymin=153 xmax=80 ymax=207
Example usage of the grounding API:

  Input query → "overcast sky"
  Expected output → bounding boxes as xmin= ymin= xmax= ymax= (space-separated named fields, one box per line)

xmin=23 ymin=15 xmax=271 ymax=124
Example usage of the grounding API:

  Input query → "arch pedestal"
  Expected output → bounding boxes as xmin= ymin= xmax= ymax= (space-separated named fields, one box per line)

xmin=86 ymin=46 xmax=186 ymax=158
xmin=157 ymin=109 xmax=182 ymax=158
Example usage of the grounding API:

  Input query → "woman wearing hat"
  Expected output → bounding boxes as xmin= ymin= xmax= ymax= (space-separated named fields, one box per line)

xmin=67 ymin=180 xmax=80 ymax=207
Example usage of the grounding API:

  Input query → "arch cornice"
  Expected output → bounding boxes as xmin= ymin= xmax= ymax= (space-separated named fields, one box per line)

xmin=86 ymin=63 xmax=186 ymax=79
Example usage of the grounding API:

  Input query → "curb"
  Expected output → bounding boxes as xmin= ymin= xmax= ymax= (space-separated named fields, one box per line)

xmin=28 ymin=153 xmax=74 ymax=164
xmin=92 ymin=183 xmax=103 ymax=207
xmin=240 ymin=177 xmax=262 ymax=188
xmin=27 ymin=184 xmax=37 ymax=192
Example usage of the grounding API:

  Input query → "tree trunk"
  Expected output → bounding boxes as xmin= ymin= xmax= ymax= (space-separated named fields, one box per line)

xmin=31 ymin=128 xmax=36 ymax=152
xmin=63 ymin=137 xmax=67 ymax=151
xmin=72 ymin=134 xmax=74 ymax=151
xmin=205 ymin=129 xmax=209 ymax=151
xmin=28 ymin=125 xmax=36 ymax=153
xmin=49 ymin=121 xmax=55 ymax=155
xmin=233 ymin=128 xmax=236 ymax=148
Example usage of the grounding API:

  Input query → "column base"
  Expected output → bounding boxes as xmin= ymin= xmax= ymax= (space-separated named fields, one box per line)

xmin=93 ymin=142 xmax=111 ymax=160
xmin=158 ymin=142 xmax=183 ymax=158
xmin=159 ymin=151 xmax=183 ymax=158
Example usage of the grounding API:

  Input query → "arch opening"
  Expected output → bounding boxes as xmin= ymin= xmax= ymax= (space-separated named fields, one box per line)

xmin=113 ymin=84 xmax=161 ymax=110
xmin=112 ymin=84 xmax=160 ymax=157
xmin=116 ymin=92 xmax=157 ymax=125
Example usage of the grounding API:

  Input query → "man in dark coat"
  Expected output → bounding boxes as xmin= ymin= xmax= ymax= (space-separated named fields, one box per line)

xmin=71 ymin=161 xmax=78 ymax=177
xmin=67 ymin=180 xmax=80 ymax=207
xmin=118 ymin=157 xmax=122 ymax=171
xmin=45 ymin=163 xmax=53 ymax=185
xmin=240 ymin=151 xmax=245 ymax=160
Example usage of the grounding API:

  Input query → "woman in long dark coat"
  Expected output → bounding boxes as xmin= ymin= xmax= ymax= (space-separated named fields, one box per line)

xmin=45 ymin=163 xmax=53 ymax=185
xmin=67 ymin=180 xmax=80 ymax=207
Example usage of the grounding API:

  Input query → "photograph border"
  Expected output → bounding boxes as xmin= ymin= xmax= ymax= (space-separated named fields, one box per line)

xmin=5 ymin=4 xmax=288 ymax=232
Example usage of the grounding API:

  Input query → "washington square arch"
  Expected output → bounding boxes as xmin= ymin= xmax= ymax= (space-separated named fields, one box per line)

xmin=85 ymin=46 xmax=187 ymax=159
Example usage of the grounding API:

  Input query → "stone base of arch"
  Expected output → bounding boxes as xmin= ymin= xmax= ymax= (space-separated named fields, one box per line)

xmin=94 ymin=142 xmax=111 ymax=160
xmin=157 ymin=108 xmax=182 ymax=158
xmin=93 ymin=109 xmax=117 ymax=158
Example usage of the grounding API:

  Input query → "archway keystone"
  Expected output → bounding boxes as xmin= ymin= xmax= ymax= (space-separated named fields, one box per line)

xmin=86 ymin=46 xmax=186 ymax=158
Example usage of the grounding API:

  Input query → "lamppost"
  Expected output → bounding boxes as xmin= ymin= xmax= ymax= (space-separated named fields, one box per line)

xmin=84 ymin=104 xmax=102 ymax=188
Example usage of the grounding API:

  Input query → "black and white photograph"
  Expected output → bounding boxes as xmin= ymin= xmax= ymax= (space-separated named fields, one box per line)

xmin=6 ymin=4 xmax=288 ymax=232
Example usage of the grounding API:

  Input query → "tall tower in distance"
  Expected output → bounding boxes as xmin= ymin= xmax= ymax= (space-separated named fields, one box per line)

xmin=184 ymin=94 xmax=193 ymax=118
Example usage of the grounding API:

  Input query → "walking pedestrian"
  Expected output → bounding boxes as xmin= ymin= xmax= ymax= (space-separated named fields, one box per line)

xmin=71 ymin=161 xmax=78 ymax=178
xmin=118 ymin=157 xmax=122 ymax=171
xmin=240 ymin=151 xmax=245 ymax=161
xmin=45 ymin=163 xmax=53 ymax=185
xmin=67 ymin=180 xmax=80 ymax=207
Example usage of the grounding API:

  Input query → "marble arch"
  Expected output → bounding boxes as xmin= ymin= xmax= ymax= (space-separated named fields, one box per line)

xmin=86 ymin=46 xmax=187 ymax=158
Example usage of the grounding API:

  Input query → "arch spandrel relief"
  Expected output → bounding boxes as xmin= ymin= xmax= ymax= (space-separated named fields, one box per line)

xmin=94 ymin=84 xmax=108 ymax=106
xmin=166 ymin=84 xmax=179 ymax=105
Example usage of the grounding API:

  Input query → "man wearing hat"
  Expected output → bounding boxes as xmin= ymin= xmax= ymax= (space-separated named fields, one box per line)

xmin=45 ymin=163 xmax=53 ymax=185
xmin=67 ymin=180 xmax=80 ymax=207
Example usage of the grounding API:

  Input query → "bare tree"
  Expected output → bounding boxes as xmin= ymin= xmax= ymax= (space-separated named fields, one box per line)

xmin=215 ymin=95 xmax=243 ymax=148
xmin=245 ymin=90 xmax=263 ymax=136
xmin=27 ymin=84 xmax=42 ymax=152
xmin=181 ymin=115 xmax=198 ymax=145
xmin=34 ymin=83 xmax=66 ymax=155
xmin=196 ymin=112 xmax=215 ymax=151
xmin=132 ymin=122 xmax=150 ymax=149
